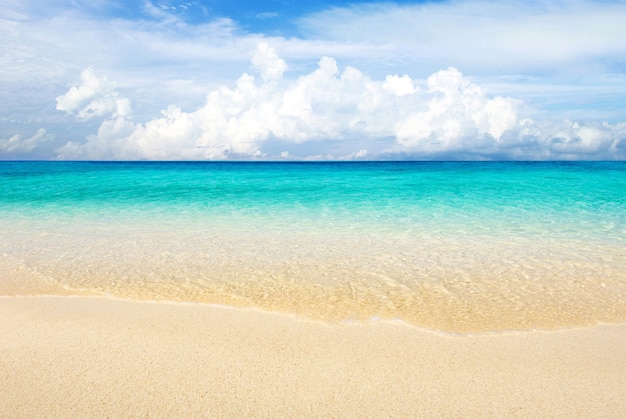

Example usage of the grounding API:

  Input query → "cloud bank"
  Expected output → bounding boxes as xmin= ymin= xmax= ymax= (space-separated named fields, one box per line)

xmin=54 ymin=44 xmax=626 ymax=161
xmin=2 ymin=1 xmax=626 ymax=160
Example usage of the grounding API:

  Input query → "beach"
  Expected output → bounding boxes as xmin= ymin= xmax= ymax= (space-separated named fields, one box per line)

xmin=1 ymin=161 xmax=625 ymax=416
xmin=3 ymin=0 xmax=626 ymax=411
xmin=1 ymin=295 xmax=625 ymax=417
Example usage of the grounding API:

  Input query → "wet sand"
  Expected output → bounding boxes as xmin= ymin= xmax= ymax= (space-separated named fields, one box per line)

xmin=1 ymin=295 xmax=625 ymax=417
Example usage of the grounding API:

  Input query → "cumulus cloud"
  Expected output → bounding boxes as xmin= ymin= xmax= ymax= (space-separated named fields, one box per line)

xmin=383 ymin=75 xmax=417 ymax=97
xmin=55 ymin=45 xmax=626 ymax=161
xmin=514 ymin=120 xmax=626 ymax=160
xmin=0 ymin=128 xmax=50 ymax=153
xmin=4 ymin=0 xmax=626 ymax=163
xmin=393 ymin=67 xmax=521 ymax=153
xmin=251 ymin=42 xmax=288 ymax=82
xmin=56 ymin=67 xmax=132 ymax=120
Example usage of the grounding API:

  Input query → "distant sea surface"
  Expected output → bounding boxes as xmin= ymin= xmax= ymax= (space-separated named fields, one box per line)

xmin=1 ymin=161 xmax=625 ymax=332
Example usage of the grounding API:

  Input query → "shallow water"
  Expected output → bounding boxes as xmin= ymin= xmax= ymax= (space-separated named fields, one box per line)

xmin=1 ymin=161 xmax=625 ymax=332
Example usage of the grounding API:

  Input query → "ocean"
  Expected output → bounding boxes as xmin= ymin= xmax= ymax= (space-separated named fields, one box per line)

xmin=1 ymin=161 xmax=625 ymax=332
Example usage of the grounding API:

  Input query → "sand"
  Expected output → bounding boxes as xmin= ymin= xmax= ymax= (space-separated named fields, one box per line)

xmin=1 ymin=296 xmax=625 ymax=417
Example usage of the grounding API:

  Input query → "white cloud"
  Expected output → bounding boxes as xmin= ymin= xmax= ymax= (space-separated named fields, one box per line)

xmin=298 ymin=1 xmax=626 ymax=75
xmin=0 ymin=128 xmax=50 ymax=153
xmin=56 ymin=67 xmax=132 ymax=120
xmin=383 ymin=75 xmax=417 ymax=97
xmin=3 ymin=1 xmax=626 ymax=160
xmin=344 ymin=149 xmax=368 ymax=160
xmin=251 ymin=42 xmax=288 ymax=82
xmin=54 ymin=46 xmax=626 ymax=161
xmin=394 ymin=67 xmax=521 ymax=153
xmin=515 ymin=120 xmax=625 ymax=159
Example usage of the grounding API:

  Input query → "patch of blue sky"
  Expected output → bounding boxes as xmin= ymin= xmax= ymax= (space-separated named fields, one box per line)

xmin=48 ymin=0 xmax=438 ymax=35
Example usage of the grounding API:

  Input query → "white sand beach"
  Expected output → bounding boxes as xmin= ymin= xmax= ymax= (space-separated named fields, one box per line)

xmin=1 ymin=295 xmax=625 ymax=417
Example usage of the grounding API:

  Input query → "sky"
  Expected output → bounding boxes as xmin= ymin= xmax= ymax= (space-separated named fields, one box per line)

xmin=1 ymin=0 xmax=626 ymax=160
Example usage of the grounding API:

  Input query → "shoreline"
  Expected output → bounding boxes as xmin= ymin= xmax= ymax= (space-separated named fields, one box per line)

xmin=1 ymin=295 xmax=625 ymax=416
xmin=4 ymin=292 xmax=626 ymax=336
xmin=3 ymin=251 xmax=625 ymax=334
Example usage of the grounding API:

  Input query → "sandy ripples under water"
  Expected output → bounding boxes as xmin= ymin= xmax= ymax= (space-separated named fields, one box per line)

xmin=1 ymin=161 xmax=625 ymax=333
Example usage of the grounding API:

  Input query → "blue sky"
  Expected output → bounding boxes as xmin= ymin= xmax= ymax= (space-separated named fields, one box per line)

xmin=1 ymin=0 xmax=626 ymax=160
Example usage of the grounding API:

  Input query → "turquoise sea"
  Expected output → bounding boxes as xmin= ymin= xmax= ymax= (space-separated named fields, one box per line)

xmin=1 ymin=161 xmax=625 ymax=332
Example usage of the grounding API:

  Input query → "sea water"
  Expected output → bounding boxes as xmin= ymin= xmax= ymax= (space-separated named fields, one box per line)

xmin=1 ymin=161 xmax=625 ymax=332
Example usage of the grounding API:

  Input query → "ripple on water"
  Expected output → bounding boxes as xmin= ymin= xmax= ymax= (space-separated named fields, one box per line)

xmin=1 ymin=161 xmax=625 ymax=332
